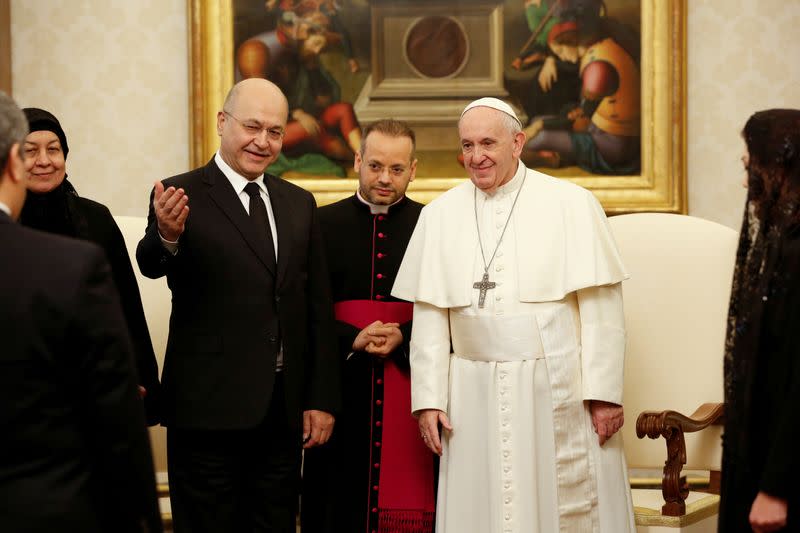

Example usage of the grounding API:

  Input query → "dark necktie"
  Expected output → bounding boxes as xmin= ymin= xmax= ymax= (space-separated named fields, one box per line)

xmin=244 ymin=182 xmax=276 ymax=269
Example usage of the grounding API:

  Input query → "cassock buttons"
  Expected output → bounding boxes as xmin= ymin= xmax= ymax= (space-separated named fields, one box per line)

xmin=378 ymin=232 xmax=386 ymax=238
xmin=375 ymin=294 xmax=384 ymax=300
xmin=376 ymin=252 xmax=385 ymax=259
xmin=373 ymin=485 xmax=379 ymax=491
xmin=376 ymin=273 xmax=384 ymax=279
xmin=376 ymin=379 xmax=383 ymax=385
xmin=375 ymin=421 xmax=381 ymax=427
xmin=376 ymin=399 xmax=382 ymax=405
xmin=378 ymin=215 xmax=385 ymax=221
xmin=374 ymin=441 xmax=381 ymax=447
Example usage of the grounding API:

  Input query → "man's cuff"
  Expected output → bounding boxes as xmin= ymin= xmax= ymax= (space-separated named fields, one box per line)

xmin=158 ymin=231 xmax=179 ymax=255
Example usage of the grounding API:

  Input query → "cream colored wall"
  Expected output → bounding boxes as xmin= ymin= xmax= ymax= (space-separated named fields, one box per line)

xmin=10 ymin=0 xmax=188 ymax=218
xmin=9 ymin=0 xmax=800 ymax=227
xmin=687 ymin=0 xmax=800 ymax=229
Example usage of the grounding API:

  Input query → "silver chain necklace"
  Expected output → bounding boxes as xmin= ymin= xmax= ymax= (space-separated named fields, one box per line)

xmin=472 ymin=172 xmax=527 ymax=308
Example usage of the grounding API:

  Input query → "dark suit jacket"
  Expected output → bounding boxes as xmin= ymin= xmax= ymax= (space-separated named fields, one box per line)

xmin=0 ymin=211 xmax=162 ymax=533
xmin=136 ymin=159 xmax=340 ymax=431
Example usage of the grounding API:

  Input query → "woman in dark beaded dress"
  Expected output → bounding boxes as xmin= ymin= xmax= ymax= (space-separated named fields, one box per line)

xmin=720 ymin=109 xmax=800 ymax=532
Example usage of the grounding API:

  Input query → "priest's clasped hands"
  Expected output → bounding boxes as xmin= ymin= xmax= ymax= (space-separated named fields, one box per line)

xmin=352 ymin=320 xmax=403 ymax=357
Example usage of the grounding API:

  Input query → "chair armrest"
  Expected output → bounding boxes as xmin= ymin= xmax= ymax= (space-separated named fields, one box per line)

xmin=635 ymin=402 xmax=724 ymax=516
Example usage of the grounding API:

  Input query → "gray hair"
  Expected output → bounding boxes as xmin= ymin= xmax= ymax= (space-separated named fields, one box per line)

xmin=459 ymin=106 xmax=522 ymax=136
xmin=0 ymin=92 xmax=28 ymax=179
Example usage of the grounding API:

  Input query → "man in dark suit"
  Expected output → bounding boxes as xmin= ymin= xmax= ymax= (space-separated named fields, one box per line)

xmin=136 ymin=78 xmax=340 ymax=532
xmin=0 ymin=93 xmax=162 ymax=532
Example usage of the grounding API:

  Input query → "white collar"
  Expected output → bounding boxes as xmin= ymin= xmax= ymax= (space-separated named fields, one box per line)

xmin=475 ymin=160 xmax=525 ymax=200
xmin=356 ymin=189 xmax=404 ymax=215
xmin=0 ymin=200 xmax=10 ymax=217
xmin=215 ymin=151 xmax=268 ymax=197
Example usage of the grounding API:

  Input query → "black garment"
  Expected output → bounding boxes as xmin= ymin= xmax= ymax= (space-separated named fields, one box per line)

xmin=21 ymin=180 xmax=162 ymax=425
xmin=168 ymin=376 xmax=301 ymax=533
xmin=0 ymin=212 xmax=162 ymax=533
xmin=720 ymin=228 xmax=800 ymax=531
xmin=303 ymin=195 xmax=434 ymax=533
xmin=720 ymin=109 xmax=800 ymax=531
xmin=136 ymin=159 xmax=339 ymax=531
xmin=316 ymin=195 xmax=422 ymax=363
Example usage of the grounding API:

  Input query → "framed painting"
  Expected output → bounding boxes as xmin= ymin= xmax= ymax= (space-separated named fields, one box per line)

xmin=189 ymin=0 xmax=686 ymax=213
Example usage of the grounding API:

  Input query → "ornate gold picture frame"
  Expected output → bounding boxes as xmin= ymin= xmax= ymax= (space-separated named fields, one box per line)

xmin=189 ymin=0 xmax=686 ymax=213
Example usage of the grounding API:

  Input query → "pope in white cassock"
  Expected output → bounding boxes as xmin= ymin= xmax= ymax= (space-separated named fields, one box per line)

xmin=392 ymin=98 xmax=636 ymax=533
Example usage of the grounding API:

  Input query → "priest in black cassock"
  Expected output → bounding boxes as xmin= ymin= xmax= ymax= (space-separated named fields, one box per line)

xmin=302 ymin=119 xmax=434 ymax=533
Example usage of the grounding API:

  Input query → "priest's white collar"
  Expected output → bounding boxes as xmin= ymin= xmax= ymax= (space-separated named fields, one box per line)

xmin=475 ymin=160 xmax=526 ymax=199
xmin=0 ymin=200 xmax=10 ymax=217
xmin=356 ymin=189 xmax=403 ymax=214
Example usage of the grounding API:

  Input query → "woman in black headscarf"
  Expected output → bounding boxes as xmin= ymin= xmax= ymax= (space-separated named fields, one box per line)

xmin=720 ymin=109 xmax=800 ymax=532
xmin=21 ymin=108 xmax=161 ymax=426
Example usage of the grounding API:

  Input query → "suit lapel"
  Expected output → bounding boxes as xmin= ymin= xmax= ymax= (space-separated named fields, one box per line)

xmin=204 ymin=161 xmax=276 ymax=276
xmin=265 ymin=175 xmax=291 ymax=289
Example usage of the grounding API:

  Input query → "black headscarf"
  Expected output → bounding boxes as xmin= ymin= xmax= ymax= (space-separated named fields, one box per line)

xmin=723 ymin=109 xmax=800 ymax=463
xmin=22 ymin=108 xmax=69 ymax=159
xmin=19 ymin=108 xmax=86 ymax=237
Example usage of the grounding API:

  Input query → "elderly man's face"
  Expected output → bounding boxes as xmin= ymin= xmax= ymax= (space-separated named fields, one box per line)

xmin=217 ymin=81 xmax=288 ymax=180
xmin=459 ymin=107 xmax=524 ymax=194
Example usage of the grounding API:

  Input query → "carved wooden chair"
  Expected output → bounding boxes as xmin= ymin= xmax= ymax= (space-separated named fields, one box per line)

xmin=608 ymin=213 xmax=738 ymax=530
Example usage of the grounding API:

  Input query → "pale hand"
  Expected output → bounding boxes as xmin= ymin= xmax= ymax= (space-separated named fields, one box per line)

xmin=348 ymin=58 xmax=360 ymax=73
xmin=303 ymin=409 xmax=335 ymax=449
xmin=292 ymin=109 xmax=321 ymax=136
xmin=589 ymin=400 xmax=624 ymax=446
xmin=538 ymin=56 xmax=557 ymax=92
xmin=364 ymin=323 xmax=403 ymax=357
xmin=153 ymin=180 xmax=189 ymax=242
xmin=418 ymin=409 xmax=453 ymax=456
xmin=352 ymin=321 xmax=403 ymax=357
xmin=749 ymin=491 xmax=788 ymax=533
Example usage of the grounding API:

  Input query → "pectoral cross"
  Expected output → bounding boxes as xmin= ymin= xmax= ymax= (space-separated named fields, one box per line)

xmin=473 ymin=271 xmax=496 ymax=309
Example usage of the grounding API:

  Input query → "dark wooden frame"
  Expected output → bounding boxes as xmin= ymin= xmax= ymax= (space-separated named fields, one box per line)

xmin=637 ymin=402 xmax=725 ymax=516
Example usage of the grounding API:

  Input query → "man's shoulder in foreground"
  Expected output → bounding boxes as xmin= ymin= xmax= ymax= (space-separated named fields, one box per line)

xmin=6 ymin=221 xmax=105 ymax=265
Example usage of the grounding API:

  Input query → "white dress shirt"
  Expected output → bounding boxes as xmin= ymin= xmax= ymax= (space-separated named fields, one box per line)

xmin=214 ymin=152 xmax=279 ymax=260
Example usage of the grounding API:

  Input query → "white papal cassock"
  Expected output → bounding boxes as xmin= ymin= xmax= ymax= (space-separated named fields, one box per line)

xmin=392 ymin=162 xmax=636 ymax=533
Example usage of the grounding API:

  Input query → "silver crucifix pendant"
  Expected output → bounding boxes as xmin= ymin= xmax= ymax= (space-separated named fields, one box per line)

xmin=473 ymin=271 xmax=496 ymax=309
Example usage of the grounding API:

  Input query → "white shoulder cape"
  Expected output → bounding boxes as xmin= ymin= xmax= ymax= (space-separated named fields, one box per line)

xmin=392 ymin=167 xmax=628 ymax=307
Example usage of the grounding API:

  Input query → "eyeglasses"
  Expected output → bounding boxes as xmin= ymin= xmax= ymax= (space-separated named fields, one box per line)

xmin=223 ymin=110 xmax=285 ymax=141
